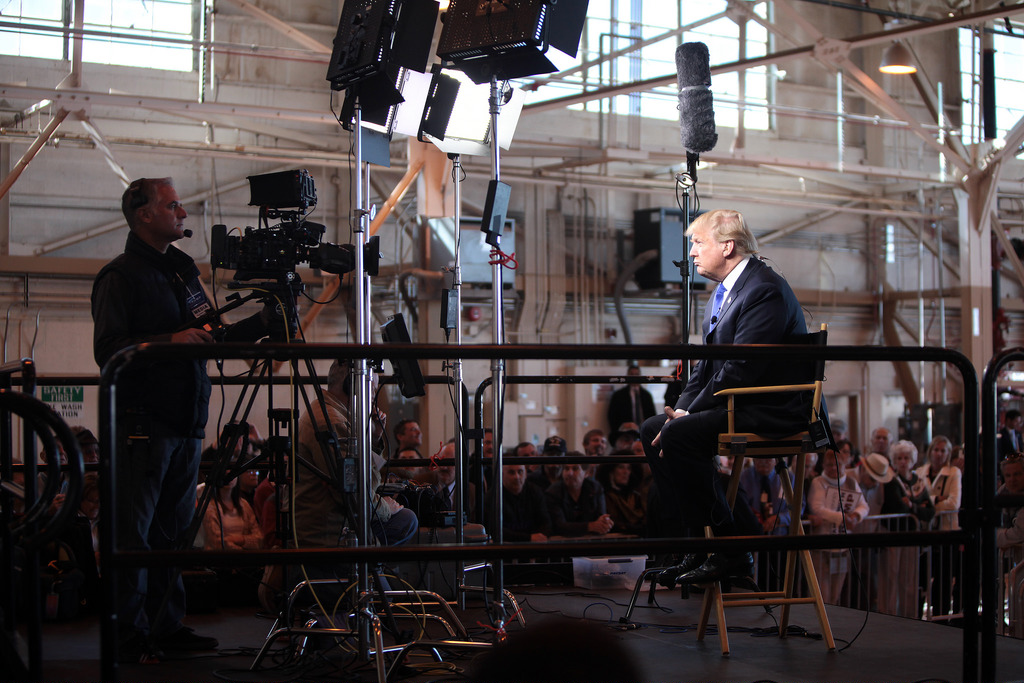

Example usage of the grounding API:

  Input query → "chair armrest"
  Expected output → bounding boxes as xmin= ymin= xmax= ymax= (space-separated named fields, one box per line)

xmin=714 ymin=383 xmax=817 ymax=397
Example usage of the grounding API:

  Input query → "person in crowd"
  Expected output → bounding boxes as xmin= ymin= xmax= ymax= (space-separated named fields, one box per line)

xmin=879 ymin=440 xmax=935 ymax=618
xmin=485 ymin=464 xmax=552 ymax=542
xmin=202 ymin=471 xmax=263 ymax=606
xmin=293 ymin=360 xmax=418 ymax=551
xmin=917 ymin=435 xmax=963 ymax=620
xmin=607 ymin=364 xmax=656 ymax=432
xmin=581 ymin=429 xmax=609 ymax=459
xmin=739 ymin=457 xmax=796 ymax=536
xmin=596 ymin=459 xmax=647 ymax=536
xmin=202 ymin=474 xmax=262 ymax=551
xmin=830 ymin=419 xmax=860 ymax=464
xmin=847 ymin=452 xmax=894 ymax=611
xmin=794 ymin=451 xmax=819 ymax=506
xmin=641 ymin=209 xmax=811 ymax=587
xmin=92 ymin=177 xmax=279 ymax=660
xmin=580 ymin=428 xmax=608 ymax=478
xmin=393 ymin=447 xmax=436 ymax=484
xmin=527 ymin=436 xmax=565 ymax=492
xmin=546 ymin=460 xmax=614 ymax=537
xmin=997 ymin=454 xmax=1024 ymax=563
xmin=609 ymin=422 xmax=642 ymax=453
xmin=808 ymin=444 xmax=869 ymax=605
xmin=58 ymin=472 xmax=102 ymax=613
xmin=469 ymin=427 xmax=494 ymax=493
xmin=869 ymin=426 xmax=893 ymax=460
xmin=513 ymin=441 xmax=538 ymax=466
xmin=433 ymin=439 xmax=475 ymax=520
xmin=393 ymin=419 xmax=423 ymax=458
xmin=999 ymin=409 xmax=1023 ymax=460
xmin=71 ymin=426 xmax=100 ymax=466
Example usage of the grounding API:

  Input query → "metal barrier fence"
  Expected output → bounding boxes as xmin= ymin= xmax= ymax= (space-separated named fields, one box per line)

xmin=87 ymin=340 xmax=984 ymax=682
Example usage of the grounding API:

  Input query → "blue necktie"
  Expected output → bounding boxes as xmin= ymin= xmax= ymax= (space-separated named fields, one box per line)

xmin=709 ymin=284 xmax=725 ymax=329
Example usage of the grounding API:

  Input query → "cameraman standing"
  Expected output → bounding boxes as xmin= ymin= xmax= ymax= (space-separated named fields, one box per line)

xmin=92 ymin=177 xmax=276 ymax=662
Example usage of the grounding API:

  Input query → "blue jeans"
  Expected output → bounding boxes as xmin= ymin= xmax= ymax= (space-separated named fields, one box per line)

xmin=116 ymin=421 xmax=200 ymax=637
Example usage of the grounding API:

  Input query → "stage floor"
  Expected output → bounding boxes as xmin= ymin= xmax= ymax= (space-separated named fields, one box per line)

xmin=21 ymin=582 xmax=1024 ymax=683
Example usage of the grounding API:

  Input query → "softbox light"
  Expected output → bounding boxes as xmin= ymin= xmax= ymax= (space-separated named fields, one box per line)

xmin=437 ymin=0 xmax=589 ymax=83
xmin=326 ymin=0 xmax=439 ymax=100
xmin=411 ymin=68 xmax=525 ymax=156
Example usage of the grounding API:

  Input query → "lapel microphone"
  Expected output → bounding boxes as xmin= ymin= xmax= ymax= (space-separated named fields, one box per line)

xmin=182 ymin=229 xmax=193 ymax=238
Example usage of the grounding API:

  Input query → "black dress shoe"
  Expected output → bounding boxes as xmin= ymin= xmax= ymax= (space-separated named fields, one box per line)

xmin=677 ymin=552 xmax=754 ymax=585
xmin=657 ymin=553 xmax=706 ymax=589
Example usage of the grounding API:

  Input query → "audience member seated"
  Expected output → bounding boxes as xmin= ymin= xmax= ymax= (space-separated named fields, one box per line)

xmin=596 ymin=459 xmax=646 ymax=536
xmin=202 ymin=472 xmax=263 ymax=606
xmin=527 ymin=436 xmax=565 ymax=492
xmin=545 ymin=460 xmax=614 ymax=537
xmin=581 ymin=428 xmax=609 ymax=477
xmin=58 ymin=472 xmax=101 ymax=613
xmin=392 ymin=447 xmax=436 ymax=485
xmin=609 ymin=422 xmax=641 ymax=454
xmin=469 ymin=428 xmax=494 ymax=493
xmin=393 ymin=419 xmax=423 ymax=458
xmin=70 ymin=426 xmax=100 ymax=466
xmin=203 ymin=474 xmax=263 ymax=551
xmin=808 ymin=444 xmax=869 ymax=605
xmin=485 ymin=464 xmax=552 ymax=542
xmin=433 ymin=440 xmax=476 ymax=521
xmin=878 ymin=440 xmax=934 ymax=618
xmin=293 ymin=361 xmax=418 ymax=551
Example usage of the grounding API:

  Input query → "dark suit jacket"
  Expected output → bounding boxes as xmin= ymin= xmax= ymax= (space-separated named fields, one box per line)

xmin=675 ymin=257 xmax=810 ymax=437
xmin=607 ymin=385 xmax=657 ymax=431
xmin=998 ymin=427 xmax=1020 ymax=459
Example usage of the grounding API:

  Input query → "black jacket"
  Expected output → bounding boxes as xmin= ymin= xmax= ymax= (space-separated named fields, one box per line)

xmin=92 ymin=232 xmax=266 ymax=437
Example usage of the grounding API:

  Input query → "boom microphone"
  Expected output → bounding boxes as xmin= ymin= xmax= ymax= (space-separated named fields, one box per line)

xmin=675 ymin=42 xmax=718 ymax=155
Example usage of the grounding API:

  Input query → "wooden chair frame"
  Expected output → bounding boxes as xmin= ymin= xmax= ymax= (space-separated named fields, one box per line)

xmin=697 ymin=323 xmax=836 ymax=656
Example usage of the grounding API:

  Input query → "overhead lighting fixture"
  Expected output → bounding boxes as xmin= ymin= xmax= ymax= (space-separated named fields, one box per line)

xmin=879 ymin=41 xmax=917 ymax=75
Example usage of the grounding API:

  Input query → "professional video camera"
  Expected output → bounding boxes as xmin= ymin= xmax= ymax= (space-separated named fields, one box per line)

xmin=211 ymin=169 xmax=355 ymax=281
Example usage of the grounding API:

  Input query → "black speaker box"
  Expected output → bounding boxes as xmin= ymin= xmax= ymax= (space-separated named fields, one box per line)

xmin=633 ymin=208 xmax=709 ymax=290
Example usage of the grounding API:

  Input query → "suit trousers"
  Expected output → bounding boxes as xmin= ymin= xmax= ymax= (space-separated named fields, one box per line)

xmin=116 ymin=422 xmax=201 ymax=637
xmin=641 ymin=407 xmax=737 ymax=538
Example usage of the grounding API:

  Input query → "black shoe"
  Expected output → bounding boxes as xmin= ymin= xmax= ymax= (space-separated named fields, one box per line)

xmin=677 ymin=552 xmax=754 ymax=585
xmin=118 ymin=632 xmax=163 ymax=664
xmin=156 ymin=626 xmax=219 ymax=652
xmin=657 ymin=554 xmax=706 ymax=589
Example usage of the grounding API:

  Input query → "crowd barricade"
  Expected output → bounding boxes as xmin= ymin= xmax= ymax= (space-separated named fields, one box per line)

xmin=1000 ymin=546 xmax=1024 ymax=637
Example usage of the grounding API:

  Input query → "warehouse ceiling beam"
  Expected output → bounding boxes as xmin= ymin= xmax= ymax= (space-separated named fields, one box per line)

xmin=522 ymin=2 xmax=1024 ymax=115
xmin=217 ymin=0 xmax=333 ymax=54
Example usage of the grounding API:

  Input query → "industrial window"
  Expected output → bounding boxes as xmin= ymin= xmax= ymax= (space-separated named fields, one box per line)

xmin=0 ymin=0 xmax=195 ymax=72
xmin=959 ymin=22 xmax=1024 ymax=150
xmin=524 ymin=0 xmax=771 ymax=131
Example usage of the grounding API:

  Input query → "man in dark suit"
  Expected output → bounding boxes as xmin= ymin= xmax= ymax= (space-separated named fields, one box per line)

xmin=999 ymin=409 xmax=1023 ymax=460
xmin=640 ymin=209 xmax=811 ymax=586
xmin=607 ymin=365 xmax=657 ymax=431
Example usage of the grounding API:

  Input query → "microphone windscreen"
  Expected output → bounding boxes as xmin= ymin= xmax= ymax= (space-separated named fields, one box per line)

xmin=182 ymin=229 xmax=194 ymax=238
xmin=675 ymin=42 xmax=711 ymax=89
xmin=678 ymin=88 xmax=718 ymax=154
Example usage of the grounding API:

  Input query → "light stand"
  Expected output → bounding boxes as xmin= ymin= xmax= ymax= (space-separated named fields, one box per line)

xmin=449 ymin=153 xmax=468 ymax=607
xmin=486 ymin=76 xmax=508 ymax=625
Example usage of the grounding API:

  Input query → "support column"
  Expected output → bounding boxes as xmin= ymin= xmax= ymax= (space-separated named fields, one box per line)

xmin=955 ymin=185 xmax=994 ymax=378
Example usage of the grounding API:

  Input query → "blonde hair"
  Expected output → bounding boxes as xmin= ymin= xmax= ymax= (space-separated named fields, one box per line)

xmin=685 ymin=209 xmax=758 ymax=256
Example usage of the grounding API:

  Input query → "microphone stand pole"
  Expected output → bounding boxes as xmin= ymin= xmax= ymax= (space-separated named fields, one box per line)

xmin=675 ymin=151 xmax=698 ymax=357
xmin=487 ymin=75 xmax=507 ymax=626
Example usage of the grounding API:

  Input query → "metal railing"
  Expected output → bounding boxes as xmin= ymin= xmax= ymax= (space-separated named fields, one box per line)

xmin=93 ymin=341 xmax=985 ymax=681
